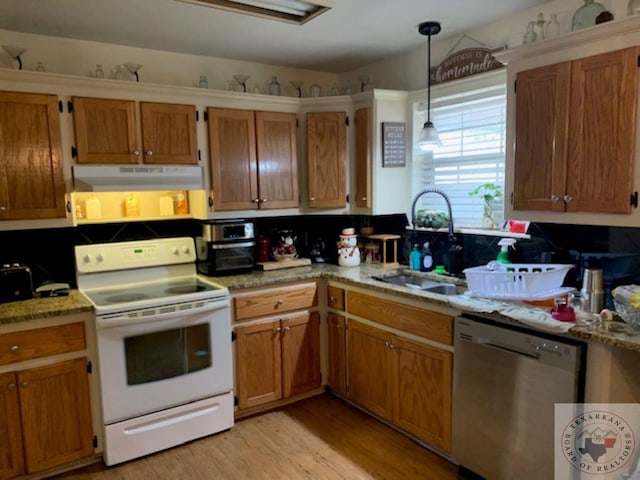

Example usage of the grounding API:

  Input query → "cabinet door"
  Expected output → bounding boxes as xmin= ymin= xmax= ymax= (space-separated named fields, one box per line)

xmin=281 ymin=312 xmax=321 ymax=398
xmin=393 ymin=336 xmax=452 ymax=453
xmin=0 ymin=372 xmax=24 ymax=479
xmin=255 ymin=111 xmax=299 ymax=209
xmin=207 ymin=108 xmax=258 ymax=211
xmin=306 ymin=111 xmax=347 ymax=208
xmin=235 ymin=320 xmax=282 ymax=409
xmin=326 ymin=312 xmax=347 ymax=397
xmin=347 ymin=320 xmax=393 ymax=421
xmin=0 ymin=91 xmax=66 ymax=220
xmin=18 ymin=358 xmax=93 ymax=473
xmin=140 ymin=102 xmax=198 ymax=165
xmin=72 ymin=97 xmax=138 ymax=164
xmin=513 ymin=62 xmax=571 ymax=212
xmin=566 ymin=47 xmax=639 ymax=213
xmin=355 ymin=107 xmax=372 ymax=208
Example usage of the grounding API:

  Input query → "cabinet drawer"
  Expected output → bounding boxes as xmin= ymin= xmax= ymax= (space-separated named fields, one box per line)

xmin=0 ymin=323 xmax=86 ymax=366
xmin=346 ymin=291 xmax=453 ymax=345
xmin=327 ymin=286 xmax=345 ymax=311
xmin=234 ymin=282 xmax=318 ymax=321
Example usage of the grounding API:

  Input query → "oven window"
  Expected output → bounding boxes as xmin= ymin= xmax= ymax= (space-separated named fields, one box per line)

xmin=125 ymin=324 xmax=211 ymax=385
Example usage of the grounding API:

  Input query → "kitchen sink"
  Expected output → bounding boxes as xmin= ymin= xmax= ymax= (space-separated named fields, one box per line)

xmin=371 ymin=274 xmax=460 ymax=295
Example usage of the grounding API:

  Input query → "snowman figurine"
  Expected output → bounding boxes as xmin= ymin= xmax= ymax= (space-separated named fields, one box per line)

xmin=337 ymin=234 xmax=360 ymax=267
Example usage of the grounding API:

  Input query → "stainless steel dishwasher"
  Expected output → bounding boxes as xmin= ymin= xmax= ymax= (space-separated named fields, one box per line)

xmin=452 ymin=315 xmax=585 ymax=480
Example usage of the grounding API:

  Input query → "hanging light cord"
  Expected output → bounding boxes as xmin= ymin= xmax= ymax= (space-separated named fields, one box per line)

xmin=426 ymin=31 xmax=432 ymax=124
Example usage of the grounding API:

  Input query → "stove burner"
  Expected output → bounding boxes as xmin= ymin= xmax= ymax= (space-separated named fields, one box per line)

xmin=106 ymin=293 xmax=150 ymax=303
xmin=165 ymin=285 xmax=207 ymax=295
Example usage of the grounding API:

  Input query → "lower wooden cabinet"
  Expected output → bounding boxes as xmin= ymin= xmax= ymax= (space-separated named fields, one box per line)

xmin=347 ymin=319 xmax=453 ymax=453
xmin=326 ymin=312 xmax=347 ymax=397
xmin=235 ymin=312 xmax=321 ymax=410
xmin=0 ymin=358 xmax=93 ymax=479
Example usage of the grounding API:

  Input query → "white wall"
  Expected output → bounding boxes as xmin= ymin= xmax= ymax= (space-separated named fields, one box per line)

xmin=1 ymin=0 xmax=631 ymax=93
xmin=344 ymin=0 xmax=629 ymax=91
xmin=0 ymin=28 xmax=340 ymax=96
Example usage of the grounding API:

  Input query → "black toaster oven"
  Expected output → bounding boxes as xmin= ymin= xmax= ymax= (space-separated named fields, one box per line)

xmin=0 ymin=263 xmax=34 ymax=303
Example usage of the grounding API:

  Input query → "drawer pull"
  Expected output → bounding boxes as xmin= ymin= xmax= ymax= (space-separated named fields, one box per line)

xmin=276 ymin=299 xmax=284 ymax=306
xmin=330 ymin=296 xmax=336 ymax=303
xmin=275 ymin=327 xmax=282 ymax=333
xmin=10 ymin=345 xmax=19 ymax=352
xmin=7 ymin=383 xmax=15 ymax=391
xmin=283 ymin=326 xmax=291 ymax=332
xmin=21 ymin=381 xmax=29 ymax=388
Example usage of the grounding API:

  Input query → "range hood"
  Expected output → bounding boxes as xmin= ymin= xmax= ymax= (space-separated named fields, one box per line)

xmin=72 ymin=165 xmax=204 ymax=192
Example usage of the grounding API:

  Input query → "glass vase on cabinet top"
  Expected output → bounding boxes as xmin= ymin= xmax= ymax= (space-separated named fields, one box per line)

xmin=572 ymin=0 xmax=606 ymax=30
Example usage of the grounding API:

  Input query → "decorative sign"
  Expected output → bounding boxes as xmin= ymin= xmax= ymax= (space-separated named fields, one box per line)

xmin=381 ymin=122 xmax=406 ymax=168
xmin=432 ymin=47 xmax=504 ymax=84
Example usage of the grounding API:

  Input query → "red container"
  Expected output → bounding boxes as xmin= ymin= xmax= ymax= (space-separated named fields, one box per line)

xmin=257 ymin=237 xmax=270 ymax=263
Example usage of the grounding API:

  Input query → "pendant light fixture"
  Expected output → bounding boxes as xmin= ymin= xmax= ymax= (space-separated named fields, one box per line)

xmin=417 ymin=21 xmax=442 ymax=152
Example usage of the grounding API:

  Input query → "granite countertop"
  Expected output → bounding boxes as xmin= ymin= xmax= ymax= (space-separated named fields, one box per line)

xmin=0 ymin=290 xmax=93 ymax=325
xmin=2 ymin=263 xmax=640 ymax=354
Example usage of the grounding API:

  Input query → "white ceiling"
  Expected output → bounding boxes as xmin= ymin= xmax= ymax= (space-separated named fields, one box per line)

xmin=0 ymin=0 xmax=550 ymax=73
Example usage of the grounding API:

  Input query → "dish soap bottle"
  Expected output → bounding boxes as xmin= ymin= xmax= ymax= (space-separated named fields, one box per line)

xmin=420 ymin=242 xmax=433 ymax=272
xmin=496 ymin=238 xmax=517 ymax=264
xmin=410 ymin=244 xmax=421 ymax=271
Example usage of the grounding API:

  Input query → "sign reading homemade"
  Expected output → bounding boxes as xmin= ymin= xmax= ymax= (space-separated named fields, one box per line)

xmin=432 ymin=47 xmax=503 ymax=84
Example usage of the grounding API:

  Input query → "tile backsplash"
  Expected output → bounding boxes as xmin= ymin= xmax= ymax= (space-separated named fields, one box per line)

xmin=2 ymin=217 xmax=640 ymax=294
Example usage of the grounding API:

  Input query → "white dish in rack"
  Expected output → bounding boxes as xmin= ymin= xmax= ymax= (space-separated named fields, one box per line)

xmin=466 ymin=286 xmax=575 ymax=301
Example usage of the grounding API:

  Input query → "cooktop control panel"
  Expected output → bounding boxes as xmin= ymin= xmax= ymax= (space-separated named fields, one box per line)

xmin=75 ymin=237 xmax=196 ymax=274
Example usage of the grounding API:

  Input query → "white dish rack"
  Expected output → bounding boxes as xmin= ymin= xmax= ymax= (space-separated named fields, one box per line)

xmin=463 ymin=263 xmax=574 ymax=300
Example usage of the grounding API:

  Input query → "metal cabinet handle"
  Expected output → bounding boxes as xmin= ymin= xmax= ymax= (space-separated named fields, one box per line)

xmin=361 ymin=196 xmax=367 ymax=201
xmin=145 ymin=150 xmax=153 ymax=156
xmin=284 ymin=326 xmax=291 ymax=332
xmin=329 ymin=296 xmax=336 ymax=303
xmin=275 ymin=327 xmax=282 ymax=333
xmin=336 ymin=324 xmax=343 ymax=329
xmin=7 ymin=383 xmax=15 ymax=391
xmin=384 ymin=341 xmax=390 ymax=347
xmin=253 ymin=198 xmax=260 ymax=204
xmin=551 ymin=195 xmax=560 ymax=203
xmin=20 ymin=381 xmax=28 ymax=388
xmin=260 ymin=198 xmax=268 ymax=204
xmin=309 ymin=197 xmax=316 ymax=202
xmin=132 ymin=150 xmax=140 ymax=156
xmin=10 ymin=345 xmax=19 ymax=352
xmin=276 ymin=299 xmax=284 ymax=306
xmin=388 ymin=343 xmax=395 ymax=350
xmin=563 ymin=195 xmax=573 ymax=204
xmin=0 ymin=206 xmax=6 ymax=211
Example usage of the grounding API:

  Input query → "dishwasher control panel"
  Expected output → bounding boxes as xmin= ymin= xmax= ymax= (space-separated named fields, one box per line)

xmin=455 ymin=316 xmax=582 ymax=372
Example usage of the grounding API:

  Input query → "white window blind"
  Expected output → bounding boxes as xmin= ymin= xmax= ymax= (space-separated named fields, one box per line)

xmin=412 ymin=70 xmax=506 ymax=228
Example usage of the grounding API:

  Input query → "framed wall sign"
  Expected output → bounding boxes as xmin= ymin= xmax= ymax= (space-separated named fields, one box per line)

xmin=382 ymin=122 xmax=406 ymax=167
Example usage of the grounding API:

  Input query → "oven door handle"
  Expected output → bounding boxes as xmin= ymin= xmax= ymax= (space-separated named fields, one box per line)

xmin=96 ymin=298 xmax=229 ymax=329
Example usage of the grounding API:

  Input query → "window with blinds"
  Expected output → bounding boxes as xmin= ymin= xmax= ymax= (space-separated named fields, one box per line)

xmin=412 ymin=70 xmax=506 ymax=228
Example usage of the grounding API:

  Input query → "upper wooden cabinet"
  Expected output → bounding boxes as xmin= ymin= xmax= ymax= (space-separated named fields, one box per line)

xmin=306 ymin=111 xmax=347 ymax=208
xmin=140 ymin=102 xmax=198 ymax=165
xmin=0 ymin=91 xmax=66 ymax=221
xmin=514 ymin=46 xmax=639 ymax=214
xmin=207 ymin=107 xmax=298 ymax=211
xmin=72 ymin=97 xmax=198 ymax=165
xmin=355 ymin=107 xmax=372 ymax=209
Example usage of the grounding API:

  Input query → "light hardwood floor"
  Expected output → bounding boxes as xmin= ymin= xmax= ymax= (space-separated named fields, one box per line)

xmin=50 ymin=394 xmax=459 ymax=480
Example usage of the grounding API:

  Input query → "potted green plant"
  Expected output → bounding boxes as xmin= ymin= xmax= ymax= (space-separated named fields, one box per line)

xmin=468 ymin=183 xmax=503 ymax=229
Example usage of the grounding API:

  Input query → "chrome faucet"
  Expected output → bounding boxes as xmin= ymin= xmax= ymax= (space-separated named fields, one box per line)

xmin=410 ymin=188 xmax=463 ymax=274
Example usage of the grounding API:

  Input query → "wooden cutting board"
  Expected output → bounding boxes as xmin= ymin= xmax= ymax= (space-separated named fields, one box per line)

xmin=256 ymin=258 xmax=312 ymax=271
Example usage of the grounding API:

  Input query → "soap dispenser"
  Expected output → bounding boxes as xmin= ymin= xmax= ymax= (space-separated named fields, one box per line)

xmin=496 ymin=238 xmax=516 ymax=264
xmin=420 ymin=242 xmax=434 ymax=272
xmin=410 ymin=244 xmax=421 ymax=271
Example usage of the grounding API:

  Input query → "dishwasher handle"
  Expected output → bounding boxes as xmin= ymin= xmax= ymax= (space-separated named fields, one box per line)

xmin=466 ymin=334 xmax=540 ymax=360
